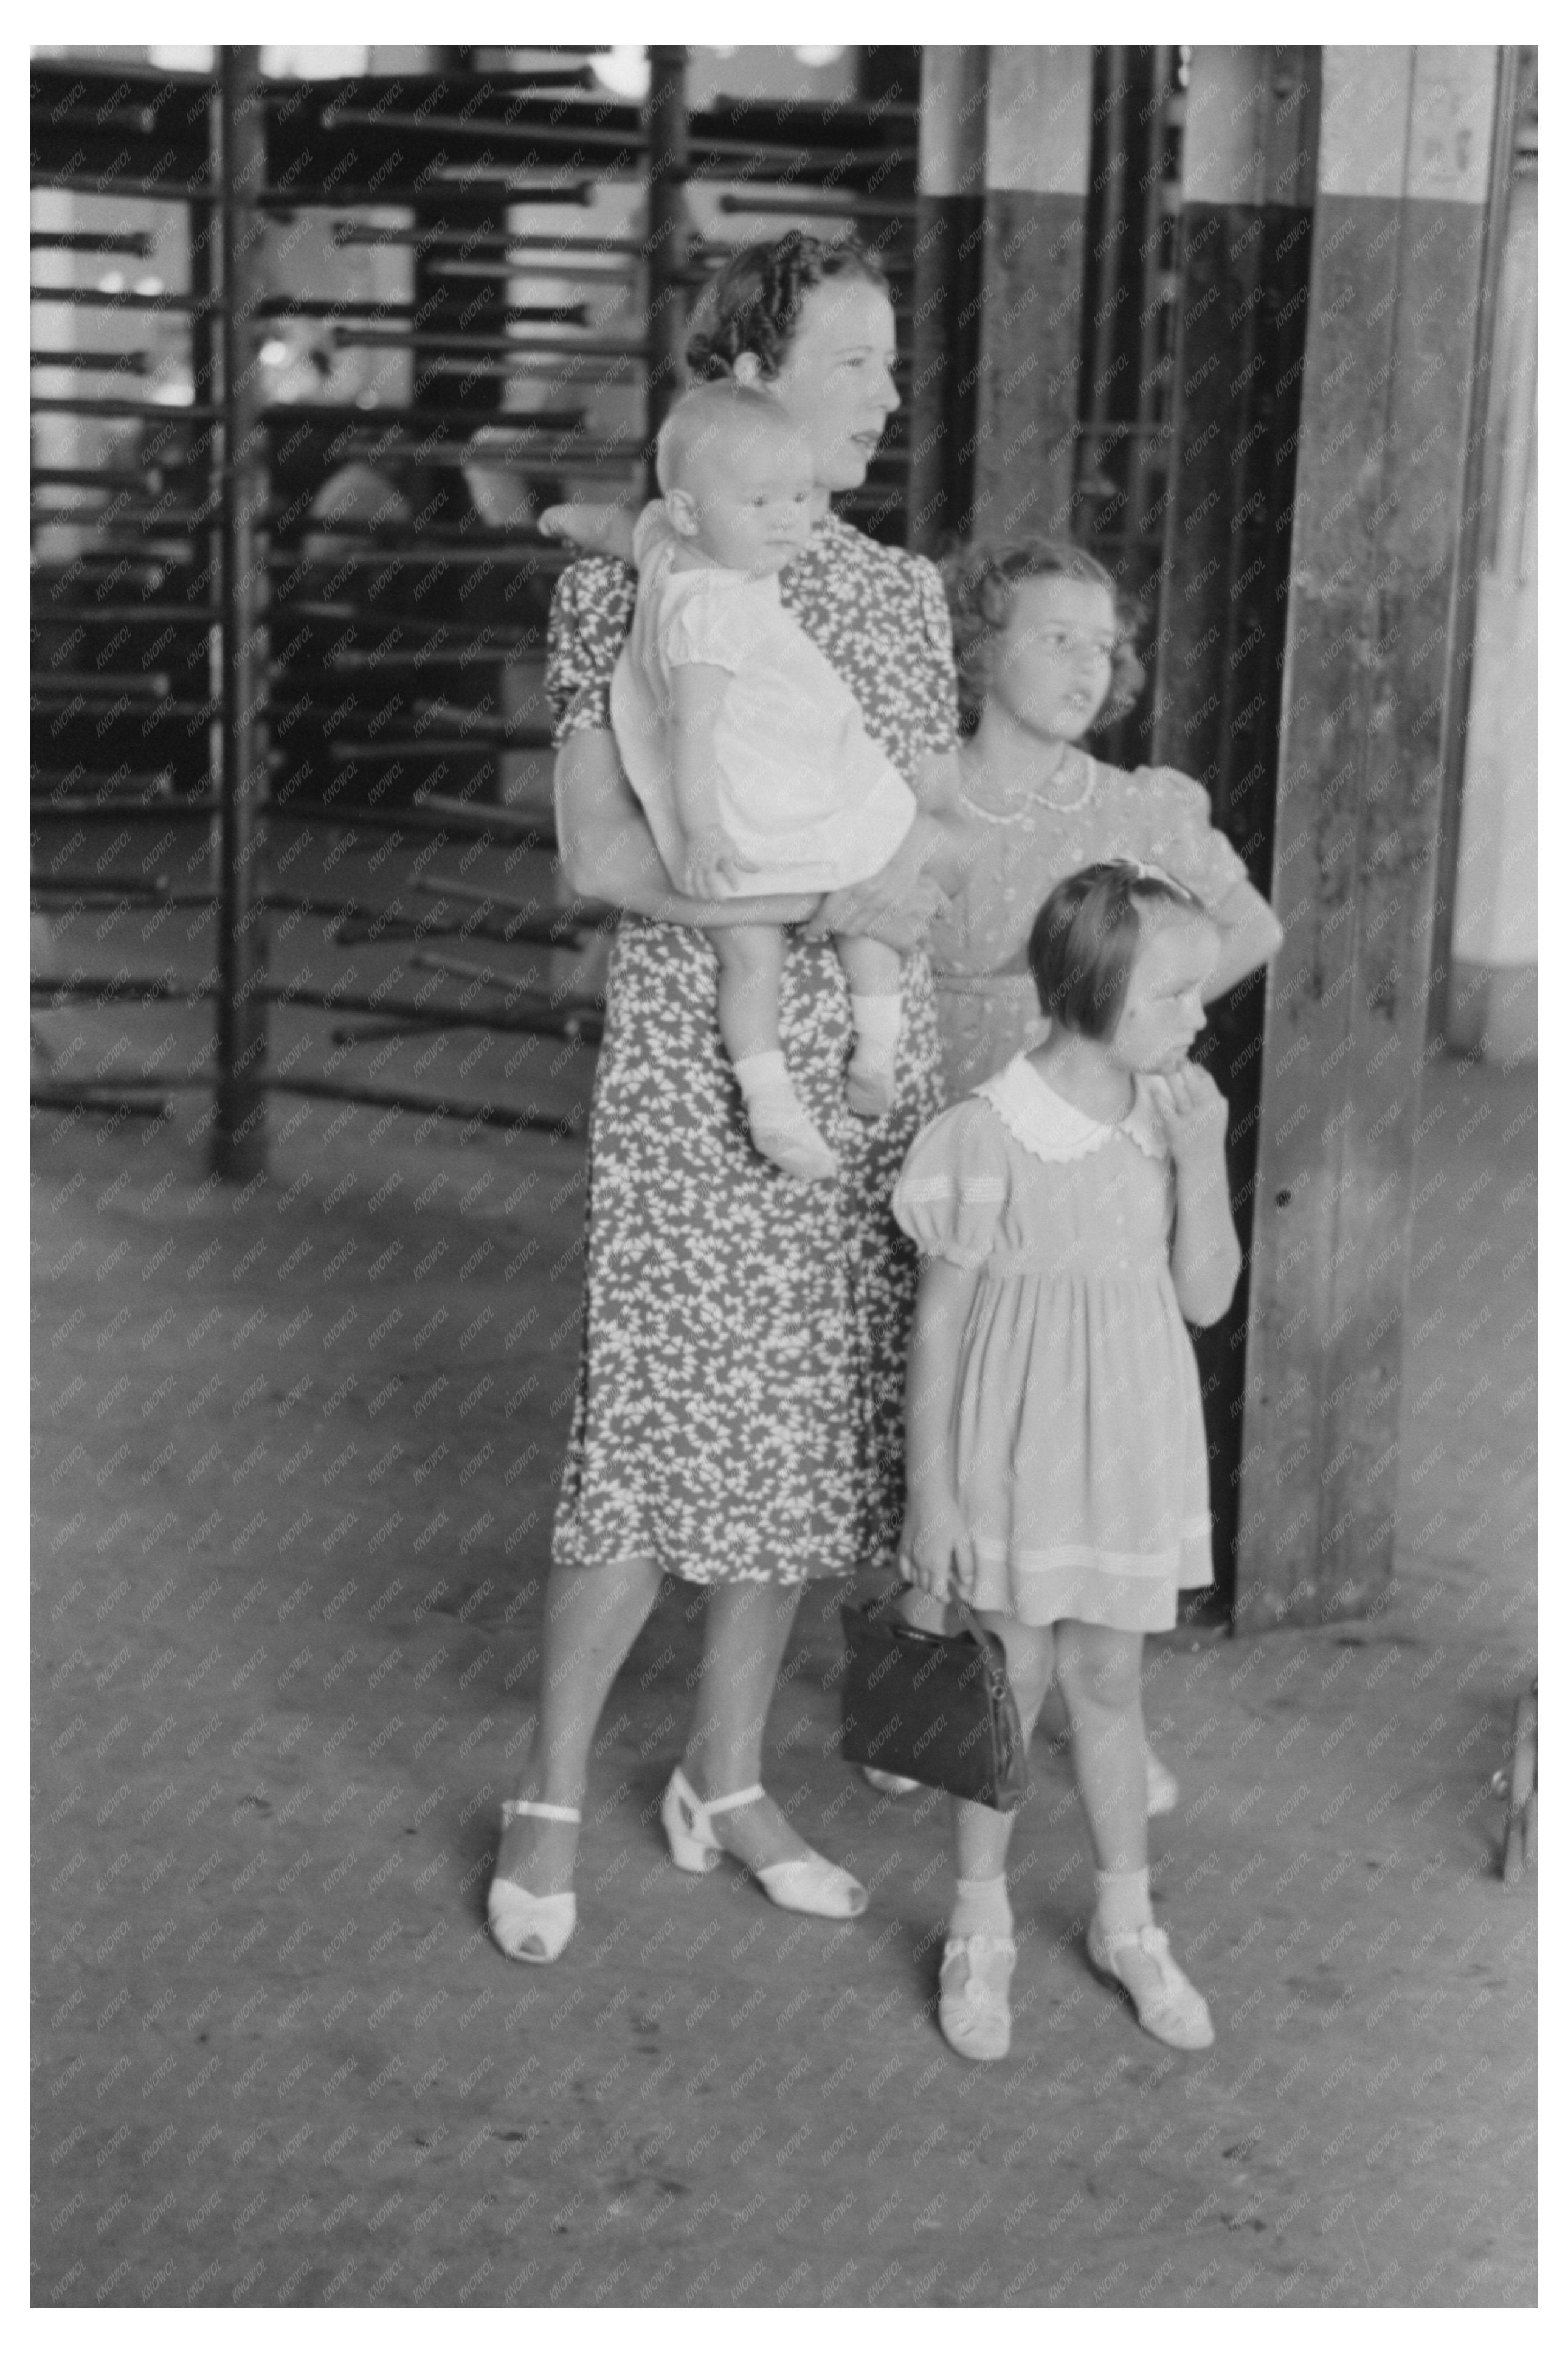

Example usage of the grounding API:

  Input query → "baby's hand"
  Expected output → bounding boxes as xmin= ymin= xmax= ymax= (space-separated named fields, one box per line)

xmin=1156 ymin=1061 xmax=1229 ymax=1166
xmin=680 ymin=830 xmax=753 ymax=899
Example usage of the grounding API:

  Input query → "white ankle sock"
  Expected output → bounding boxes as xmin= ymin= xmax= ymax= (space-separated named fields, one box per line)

xmin=848 ymin=992 xmax=901 ymax=1064
xmin=733 ymin=1048 xmax=793 ymax=1106
xmin=950 ymin=1873 xmax=1012 ymax=1941
xmin=1094 ymin=1866 xmax=1153 ymax=1936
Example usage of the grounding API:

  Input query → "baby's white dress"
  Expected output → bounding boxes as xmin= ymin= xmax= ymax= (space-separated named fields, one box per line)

xmin=609 ymin=505 xmax=917 ymax=894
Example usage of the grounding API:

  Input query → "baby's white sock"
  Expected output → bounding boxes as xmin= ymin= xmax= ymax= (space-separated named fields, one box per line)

xmin=732 ymin=1048 xmax=793 ymax=1108
xmin=950 ymin=1873 xmax=1013 ymax=1941
xmin=849 ymin=991 xmax=902 ymax=1067
xmin=1093 ymin=1865 xmax=1153 ymax=1937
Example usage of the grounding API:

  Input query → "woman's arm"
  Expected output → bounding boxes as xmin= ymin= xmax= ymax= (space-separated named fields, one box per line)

xmin=1203 ymin=876 xmax=1285 ymax=1001
xmin=555 ymin=730 xmax=818 ymax=929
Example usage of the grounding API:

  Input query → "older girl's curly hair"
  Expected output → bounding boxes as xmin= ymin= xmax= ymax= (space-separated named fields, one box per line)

xmin=685 ymin=229 xmax=891 ymax=381
xmin=941 ymin=536 xmax=1146 ymax=730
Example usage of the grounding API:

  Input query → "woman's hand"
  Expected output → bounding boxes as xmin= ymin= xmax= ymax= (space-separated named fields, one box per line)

xmin=803 ymin=817 xmax=950 ymax=951
xmin=1156 ymin=1061 xmax=1229 ymax=1169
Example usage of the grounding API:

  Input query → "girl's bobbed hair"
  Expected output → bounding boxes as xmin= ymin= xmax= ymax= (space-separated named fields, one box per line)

xmin=941 ymin=536 xmax=1145 ymax=729
xmin=685 ymin=229 xmax=891 ymax=383
xmin=1027 ymin=860 xmax=1209 ymax=1041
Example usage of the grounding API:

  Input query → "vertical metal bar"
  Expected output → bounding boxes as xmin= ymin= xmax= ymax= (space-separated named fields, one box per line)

xmin=644 ymin=46 xmax=690 ymax=455
xmin=211 ymin=45 xmax=270 ymax=1182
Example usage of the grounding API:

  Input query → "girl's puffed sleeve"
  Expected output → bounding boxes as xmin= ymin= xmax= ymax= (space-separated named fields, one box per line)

xmin=891 ymin=1101 xmax=1010 ymax=1268
xmin=545 ymin=555 xmax=637 ymax=747
xmin=1134 ymin=766 xmax=1250 ymax=906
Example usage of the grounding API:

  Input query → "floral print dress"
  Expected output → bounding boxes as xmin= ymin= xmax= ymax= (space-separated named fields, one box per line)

xmin=545 ymin=516 xmax=958 ymax=1587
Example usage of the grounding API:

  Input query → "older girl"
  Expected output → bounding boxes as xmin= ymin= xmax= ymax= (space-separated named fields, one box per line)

xmin=487 ymin=232 xmax=961 ymax=1964
xmin=928 ymin=537 xmax=1282 ymax=1097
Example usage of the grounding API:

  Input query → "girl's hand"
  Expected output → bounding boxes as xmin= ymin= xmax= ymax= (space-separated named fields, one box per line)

xmin=904 ymin=1498 xmax=976 ymax=1599
xmin=1156 ymin=1060 xmax=1229 ymax=1166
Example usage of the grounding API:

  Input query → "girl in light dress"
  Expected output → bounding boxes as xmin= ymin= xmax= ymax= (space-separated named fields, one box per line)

xmin=893 ymin=861 xmax=1243 ymax=2061
xmin=928 ymin=536 xmax=1283 ymax=1098
xmin=545 ymin=381 xmax=944 ymax=1183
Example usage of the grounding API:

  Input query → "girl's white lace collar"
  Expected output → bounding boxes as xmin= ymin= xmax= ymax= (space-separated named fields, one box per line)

xmin=975 ymin=1055 xmax=1169 ymax=1166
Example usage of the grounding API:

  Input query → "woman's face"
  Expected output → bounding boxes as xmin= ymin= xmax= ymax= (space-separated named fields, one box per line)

xmin=987 ymin=575 xmax=1119 ymax=743
xmin=738 ymin=277 xmax=900 ymax=493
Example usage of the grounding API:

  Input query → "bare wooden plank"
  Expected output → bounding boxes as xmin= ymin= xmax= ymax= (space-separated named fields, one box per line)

xmin=1235 ymin=47 xmax=1504 ymax=1629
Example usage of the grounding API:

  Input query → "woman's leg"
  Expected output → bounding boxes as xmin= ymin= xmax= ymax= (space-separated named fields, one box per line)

xmin=680 ymin=1576 xmax=826 ymax=1873
xmin=496 ymin=1553 xmax=663 ymax=1894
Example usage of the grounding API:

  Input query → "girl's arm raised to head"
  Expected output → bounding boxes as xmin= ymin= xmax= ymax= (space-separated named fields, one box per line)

xmin=554 ymin=729 xmax=818 ymax=929
xmin=1202 ymin=876 xmax=1285 ymax=1001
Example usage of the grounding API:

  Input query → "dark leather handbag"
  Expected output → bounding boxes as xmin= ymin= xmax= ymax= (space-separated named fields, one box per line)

xmin=839 ymin=1584 xmax=1031 ymax=1813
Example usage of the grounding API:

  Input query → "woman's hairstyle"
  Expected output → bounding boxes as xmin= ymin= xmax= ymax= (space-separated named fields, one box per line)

xmin=685 ymin=229 xmax=891 ymax=382
xmin=1027 ymin=860 xmax=1208 ymax=1040
xmin=654 ymin=382 xmax=800 ymax=494
xmin=941 ymin=536 xmax=1145 ymax=729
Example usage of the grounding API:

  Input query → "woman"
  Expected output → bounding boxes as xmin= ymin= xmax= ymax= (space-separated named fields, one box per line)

xmin=487 ymin=232 xmax=962 ymax=1964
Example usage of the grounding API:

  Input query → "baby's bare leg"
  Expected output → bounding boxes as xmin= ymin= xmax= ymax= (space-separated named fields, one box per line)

xmin=712 ymin=924 xmax=787 ymax=1066
xmin=715 ymin=926 xmax=837 ymax=1183
xmin=834 ymin=932 xmax=904 ymax=1119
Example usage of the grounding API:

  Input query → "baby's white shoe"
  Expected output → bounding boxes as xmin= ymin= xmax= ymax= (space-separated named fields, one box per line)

xmin=747 ymin=1096 xmax=838 ymax=1182
xmin=845 ymin=1053 xmax=897 ymax=1120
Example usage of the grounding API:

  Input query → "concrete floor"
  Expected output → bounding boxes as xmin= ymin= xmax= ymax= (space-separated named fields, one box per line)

xmin=31 ymin=909 xmax=1536 ymax=2308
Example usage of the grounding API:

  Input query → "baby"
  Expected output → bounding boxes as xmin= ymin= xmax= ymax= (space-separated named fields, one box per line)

xmin=545 ymin=383 xmax=918 ymax=1182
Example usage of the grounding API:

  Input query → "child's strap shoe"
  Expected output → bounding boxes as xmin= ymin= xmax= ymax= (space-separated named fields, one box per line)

xmin=1086 ymin=1917 xmax=1214 ymax=2050
xmin=937 ymin=1932 xmax=1017 ymax=2063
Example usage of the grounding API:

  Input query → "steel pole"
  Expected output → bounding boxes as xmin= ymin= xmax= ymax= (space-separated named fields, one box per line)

xmin=211 ymin=45 xmax=271 ymax=1180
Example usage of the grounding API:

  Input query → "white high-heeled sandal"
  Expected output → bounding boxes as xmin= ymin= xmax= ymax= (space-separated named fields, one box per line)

xmin=487 ymin=1798 xmax=580 ymax=1964
xmin=660 ymin=1766 xmax=867 ymax=1919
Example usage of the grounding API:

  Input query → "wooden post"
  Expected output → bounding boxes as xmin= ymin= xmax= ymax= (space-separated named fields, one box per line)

xmin=210 ymin=45 xmax=271 ymax=1183
xmin=908 ymin=46 xmax=1088 ymax=551
xmin=1234 ymin=47 xmax=1505 ymax=1629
